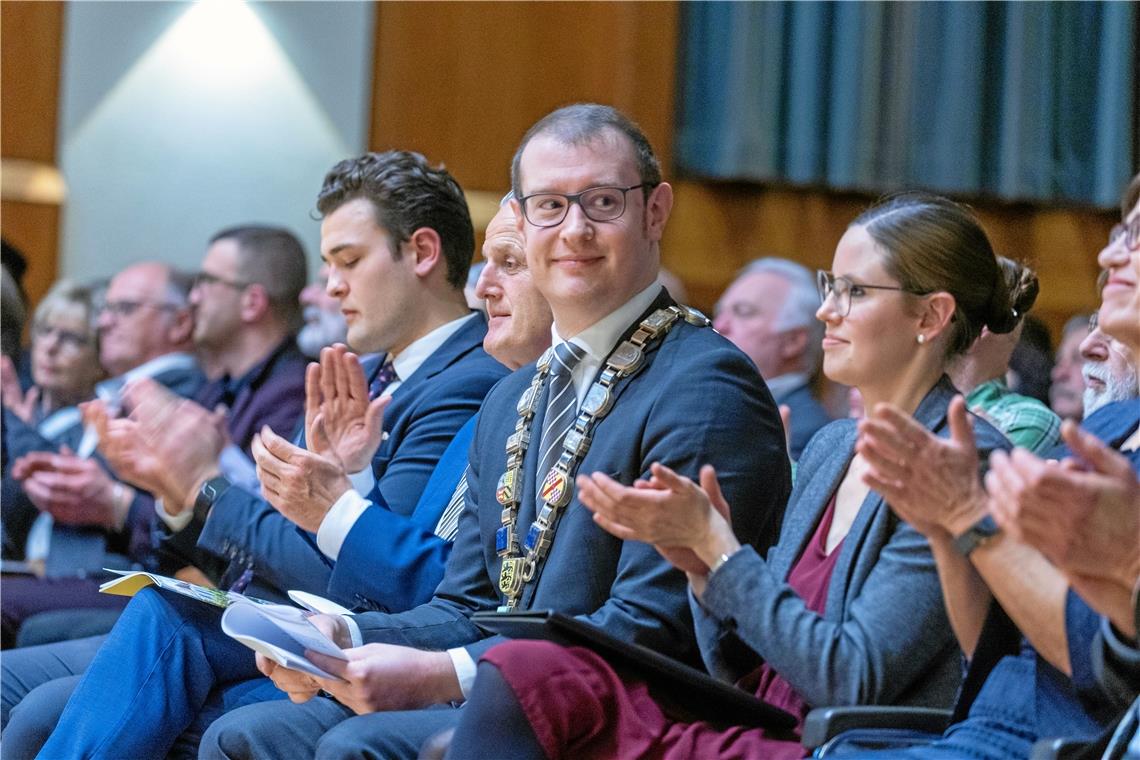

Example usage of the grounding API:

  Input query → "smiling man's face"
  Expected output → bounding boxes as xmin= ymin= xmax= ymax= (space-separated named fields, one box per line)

xmin=514 ymin=129 xmax=669 ymax=337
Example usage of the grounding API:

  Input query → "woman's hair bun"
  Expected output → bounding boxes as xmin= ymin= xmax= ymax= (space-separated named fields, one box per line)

xmin=987 ymin=256 xmax=1039 ymax=334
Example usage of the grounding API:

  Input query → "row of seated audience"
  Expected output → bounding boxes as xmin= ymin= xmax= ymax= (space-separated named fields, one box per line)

xmin=0 ymin=103 xmax=1136 ymax=760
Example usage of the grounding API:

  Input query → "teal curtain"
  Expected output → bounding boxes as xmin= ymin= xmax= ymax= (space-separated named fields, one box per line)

xmin=676 ymin=1 xmax=1135 ymax=208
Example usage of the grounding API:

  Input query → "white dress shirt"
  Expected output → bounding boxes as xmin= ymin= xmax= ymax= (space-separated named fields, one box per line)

xmin=316 ymin=313 xmax=478 ymax=560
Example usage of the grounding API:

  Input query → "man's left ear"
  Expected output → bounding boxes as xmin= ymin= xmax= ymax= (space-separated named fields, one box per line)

xmin=407 ymin=227 xmax=444 ymax=278
xmin=644 ymin=182 xmax=673 ymax=242
xmin=918 ymin=292 xmax=957 ymax=341
xmin=241 ymin=284 xmax=271 ymax=322
xmin=169 ymin=307 xmax=195 ymax=345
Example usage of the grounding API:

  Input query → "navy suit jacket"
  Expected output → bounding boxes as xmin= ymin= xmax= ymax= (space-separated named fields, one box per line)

xmin=156 ymin=340 xmax=308 ymax=575
xmin=330 ymin=413 xmax=476 ymax=612
xmin=197 ymin=314 xmax=508 ymax=607
xmin=774 ymin=380 xmax=833 ymax=460
xmin=353 ymin=289 xmax=791 ymax=667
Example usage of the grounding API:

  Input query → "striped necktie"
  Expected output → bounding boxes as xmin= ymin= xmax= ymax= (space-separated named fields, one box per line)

xmin=535 ymin=342 xmax=586 ymax=509
xmin=433 ymin=470 xmax=468 ymax=542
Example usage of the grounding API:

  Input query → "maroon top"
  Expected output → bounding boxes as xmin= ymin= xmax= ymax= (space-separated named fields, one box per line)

xmin=747 ymin=492 xmax=845 ymax=725
xmin=484 ymin=495 xmax=848 ymax=760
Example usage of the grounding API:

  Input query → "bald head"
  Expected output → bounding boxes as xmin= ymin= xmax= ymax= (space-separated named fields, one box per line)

xmin=96 ymin=261 xmax=194 ymax=376
xmin=476 ymin=203 xmax=552 ymax=369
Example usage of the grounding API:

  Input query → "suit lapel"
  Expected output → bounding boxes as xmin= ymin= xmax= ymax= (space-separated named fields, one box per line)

xmin=772 ymin=424 xmax=856 ymax=581
xmin=517 ymin=290 xmax=682 ymax=608
xmin=391 ymin=313 xmax=488 ymax=399
xmin=823 ymin=376 xmax=957 ymax=616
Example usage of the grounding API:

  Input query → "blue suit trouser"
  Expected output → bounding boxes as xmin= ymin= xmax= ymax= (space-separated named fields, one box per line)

xmin=33 ymin=587 xmax=282 ymax=760
xmin=201 ymin=697 xmax=462 ymax=760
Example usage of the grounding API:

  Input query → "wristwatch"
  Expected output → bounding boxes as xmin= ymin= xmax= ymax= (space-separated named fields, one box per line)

xmin=952 ymin=514 xmax=1001 ymax=557
xmin=193 ymin=475 xmax=232 ymax=523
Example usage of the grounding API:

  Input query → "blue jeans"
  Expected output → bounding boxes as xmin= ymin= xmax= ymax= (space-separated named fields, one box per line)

xmin=836 ymin=648 xmax=1106 ymax=759
xmin=35 ymin=587 xmax=283 ymax=760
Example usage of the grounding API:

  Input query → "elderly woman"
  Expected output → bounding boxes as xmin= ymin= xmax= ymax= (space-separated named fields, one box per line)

xmin=442 ymin=194 xmax=1017 ymax=759
xmin=1 ymin=280 xmax=104 ymax=439
xmin=2 ymin=281 xmax=105 ymax=553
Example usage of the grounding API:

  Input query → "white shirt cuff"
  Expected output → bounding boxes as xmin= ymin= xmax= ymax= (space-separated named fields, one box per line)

xmin=348 ymin=466 xmax=375 ymax=496
xmin=315 ymin=489 xmax=369 ymax=561
xmin=218 ymin=444 xmax=260 ymax=494
xmin=447 ymin=647 xmax=477 ymax=701
xmin=155 ymin=497 xmax=195 ymax=532
xmin=342 ymin=614 xmax=363 ymax=648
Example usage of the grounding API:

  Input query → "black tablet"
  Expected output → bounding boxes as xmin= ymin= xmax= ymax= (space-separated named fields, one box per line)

xmin=472 ymin=609 xmax=797 ymax=732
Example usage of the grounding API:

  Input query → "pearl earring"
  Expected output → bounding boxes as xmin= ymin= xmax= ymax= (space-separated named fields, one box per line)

xmin=916 ymin=334 xmax=926 ymax=344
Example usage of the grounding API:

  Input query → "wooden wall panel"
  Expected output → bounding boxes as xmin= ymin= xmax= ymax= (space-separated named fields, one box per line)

xmin=1 ymin=1 xmax=65 ymax=310
xmin=662 ymin=182 xmax=1116 ymax=341
xmin=365 ymin=1 xmax=1113 ymax=343
xmin=371 ymin=2 xmax=678 ymax=193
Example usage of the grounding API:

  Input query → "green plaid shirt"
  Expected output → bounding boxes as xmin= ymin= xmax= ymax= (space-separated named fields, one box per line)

xmin=966 ymin=378 xmax=1061 ymax=454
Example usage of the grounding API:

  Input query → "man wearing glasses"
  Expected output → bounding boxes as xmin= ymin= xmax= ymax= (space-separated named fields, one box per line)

xmin=198 ymin=104 xmax=790 ymax=760
xmin=3 ymin=262 xmax=205 ymax=645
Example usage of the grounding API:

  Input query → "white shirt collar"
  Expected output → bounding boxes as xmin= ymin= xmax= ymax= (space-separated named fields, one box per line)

xmin=551 ymin=282 xmax=662 ymax=362
xmin=390 ymin=312 xmax=478 ymax=384
xmin=96 ymin=352 xmax=199 ymax=406
xmin=550 ymin=282 xmax=663 ymax=405
xmin=764 ymin=371 xmax=811 ymax=400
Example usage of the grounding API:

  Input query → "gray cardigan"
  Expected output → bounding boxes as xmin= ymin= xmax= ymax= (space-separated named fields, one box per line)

xmin=692 ymin=377 xmax=1011 ymax=711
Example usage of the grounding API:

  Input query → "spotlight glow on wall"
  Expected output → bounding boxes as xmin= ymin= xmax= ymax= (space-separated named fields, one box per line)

xmin=161 ymin=0 xmax=279 ymax=89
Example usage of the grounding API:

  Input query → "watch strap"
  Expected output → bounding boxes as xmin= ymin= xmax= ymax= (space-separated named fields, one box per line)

xmin=194 ymin=475 xmax=231 ymax=524
xmin=952 ymin=514 xmax=1000 ymax=557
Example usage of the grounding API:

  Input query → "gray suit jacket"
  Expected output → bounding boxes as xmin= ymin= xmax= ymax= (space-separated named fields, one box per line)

xmin=693 ymin=376 xmax=1011 ymax=710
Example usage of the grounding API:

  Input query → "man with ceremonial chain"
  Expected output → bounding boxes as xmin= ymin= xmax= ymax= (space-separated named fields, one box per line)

xmin=202 ymin=103 xmax=792 ymax=760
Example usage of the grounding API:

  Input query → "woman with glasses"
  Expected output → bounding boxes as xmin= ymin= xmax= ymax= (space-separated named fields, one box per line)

xmin=1 ymin=280 xmax=104 ymax=441
xmin=440 ymin=193 xmax=1019 ymax=759
xmin=1 ymin=281 xmax=105 ymax=572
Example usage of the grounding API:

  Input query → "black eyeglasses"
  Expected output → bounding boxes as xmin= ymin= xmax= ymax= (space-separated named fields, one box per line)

xmin=1108 ymin=216 xmax=1140 ymax=252
xmin=518 ymin=184 xmax=651 ymax=228
xmin=193 ymin=271 xmax=249 ymax=291
xmin=816 ymin=270 xmax=918 ymax=317
xmin=97 ymin=299 xmax=180 ymax=318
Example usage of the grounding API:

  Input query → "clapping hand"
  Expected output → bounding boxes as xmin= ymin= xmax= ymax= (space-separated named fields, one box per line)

xmin=858 ymin=396 xmax=989 ymax=538
xmin=579 ymin=462 xmax=737 ymax=576
xmin=1 ymin=355 xmax=38 ymax=423
xmin=305 ymin=346 xmax=391 ymax=473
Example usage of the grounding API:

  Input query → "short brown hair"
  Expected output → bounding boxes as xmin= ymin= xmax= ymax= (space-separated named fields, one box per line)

xmin=1121 ymin=173 xmax=1140 ymax=219
xmin=510 ymin=103 xmax=661 ymax=199
xmin=316 ymin=151 xmax=473 ymax=289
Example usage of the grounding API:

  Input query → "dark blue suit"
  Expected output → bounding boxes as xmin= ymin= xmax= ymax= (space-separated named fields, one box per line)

xmin=22 ymin=316 xmax=507 ymax=759
xmin=329 ymin=414 xmax=476 ymax=613
xmin=155 ymin=339 xmax=309 ymax=579
xmin=195 ymin=315 xmax=506 ymax=605
xmin=202 ymin=289 xmax=792 ymax=760
xmin=774 ymin=379 xmax=833 ymax=460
